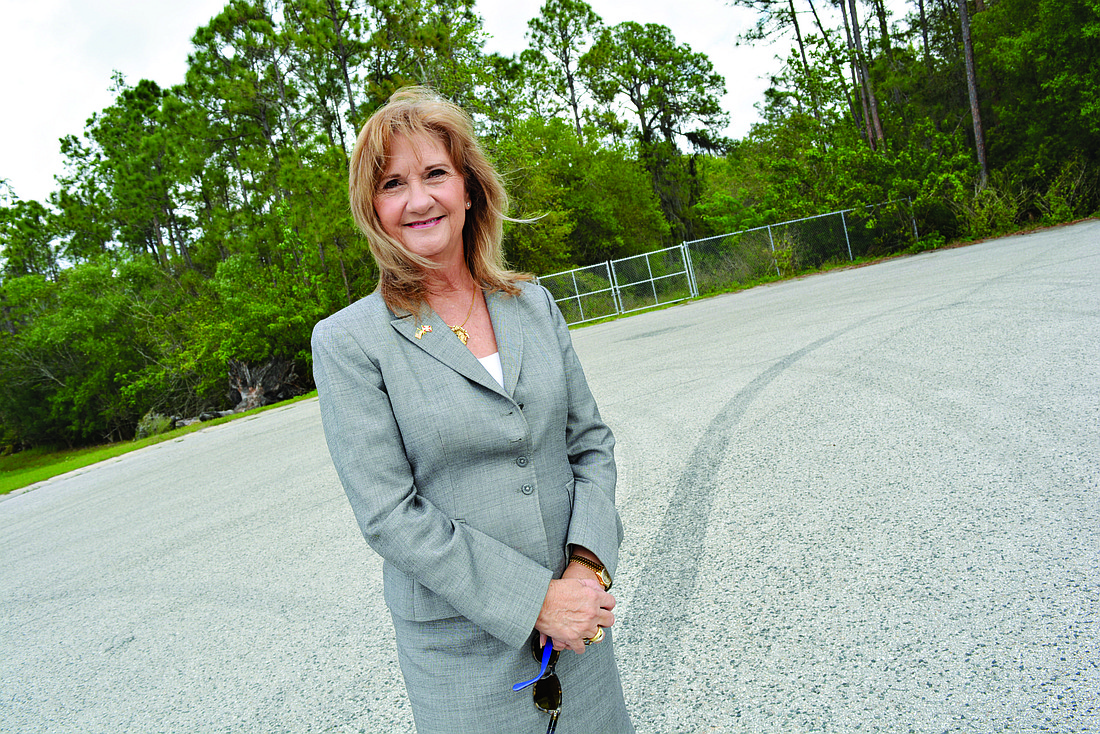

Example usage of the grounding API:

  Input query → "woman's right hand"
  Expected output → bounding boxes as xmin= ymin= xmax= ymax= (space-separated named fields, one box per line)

xmin=535 ymin=578 xmax=616 ymax=654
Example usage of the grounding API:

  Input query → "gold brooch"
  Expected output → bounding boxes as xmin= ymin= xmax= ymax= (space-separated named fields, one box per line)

xmin=414 ymin=324 xmax=432 ymax=339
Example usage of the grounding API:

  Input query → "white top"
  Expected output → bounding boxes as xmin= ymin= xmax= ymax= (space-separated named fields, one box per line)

xmin=477 ymin=351 xmax=504 ymax=388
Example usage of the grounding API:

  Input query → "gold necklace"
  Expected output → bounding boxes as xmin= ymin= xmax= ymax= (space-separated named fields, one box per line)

xmin=449 ymin=289 xmax=477 ymax=345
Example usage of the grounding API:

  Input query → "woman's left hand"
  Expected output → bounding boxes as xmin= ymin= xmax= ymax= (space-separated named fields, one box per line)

xmin=535 ymin=577 xmax=616 ymax=654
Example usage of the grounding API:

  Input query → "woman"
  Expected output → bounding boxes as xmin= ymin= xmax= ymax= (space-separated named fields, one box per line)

xmin=311 ymin=86 xmax=633 ymax=733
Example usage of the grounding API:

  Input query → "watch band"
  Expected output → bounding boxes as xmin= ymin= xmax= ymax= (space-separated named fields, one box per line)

xmin=569 ymin=554 xmax=612 ymax=591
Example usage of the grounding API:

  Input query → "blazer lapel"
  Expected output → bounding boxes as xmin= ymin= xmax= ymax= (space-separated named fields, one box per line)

xmin=486 ymin=289 xmax=524 ymax=397
xmin=390 ymin=299 xmax=514 ymax=398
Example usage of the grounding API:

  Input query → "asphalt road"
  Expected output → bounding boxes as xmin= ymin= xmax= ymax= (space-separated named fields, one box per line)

xmin=2 ymin=221 xmax=1098 ymax=733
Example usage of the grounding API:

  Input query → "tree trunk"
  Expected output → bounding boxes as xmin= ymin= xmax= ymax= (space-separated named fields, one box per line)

xmin=788 ymin=0 xmax=825 ymax=148
xmin=847 ymin=0 xmax=886 ymax=152
xmin=871 ymin=0 xmax=894 ymax=61
xmin=565 ymin=64 xmax=584 ymax=139
xmin=918 ymin=0 xmax=932 ymax=73
xmin=839 ymin=0 xmax=870 ymax=142
xmin=806 ymin=0 xmax=859 ymax=137
xmin=958 ymin=0 xmax=989 ymax=188
xmin=168 ymin=207 xmax=195 ymax=270
xmin=328 ymin=0 xmax=359 ymax=130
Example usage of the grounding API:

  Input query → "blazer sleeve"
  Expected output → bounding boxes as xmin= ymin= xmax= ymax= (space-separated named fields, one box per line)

xmin=312 ymin=316 xmax=553 ymax=648
xmin=542 ymin=288 xmax=625 ymax=579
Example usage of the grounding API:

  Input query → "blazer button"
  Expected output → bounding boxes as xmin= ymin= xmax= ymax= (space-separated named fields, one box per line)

xmin=521 ymin=484 xmax=534 ymax=495
xmin=516 ymin=456 xmax=528 ymax=467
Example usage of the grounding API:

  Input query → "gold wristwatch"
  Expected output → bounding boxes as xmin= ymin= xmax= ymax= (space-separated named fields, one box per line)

xmin=569 ymin=554 xmax=612 ymax=591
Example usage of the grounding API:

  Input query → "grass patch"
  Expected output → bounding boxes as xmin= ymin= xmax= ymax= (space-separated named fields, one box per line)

xmin=0 ymin=392 xmax=317 ymax=496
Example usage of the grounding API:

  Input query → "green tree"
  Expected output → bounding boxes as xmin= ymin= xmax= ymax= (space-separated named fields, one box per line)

xmin=1 ymin=196 xmax=58 ymax=280
xmin=731 ymin=0 xmax=829 ymax=144
xmin=282 ymin=0 xmax=368 ymax=155
xmin=0 ymin=262 xmax=169 ymax=446
xmin=581 ymin=21 xmax=728 ymax=240
xmin=978 ymin=0 xmax=1100 ymax=177
xmin=90 ymin=76 xmax=195 ymax=268
xmin=362 ymin=0 xmax=486 ymax=107
xmin=488 ymin=116 xmax=668 ymax=270
xmin=525 ymin=0 xmax=604 ymax=138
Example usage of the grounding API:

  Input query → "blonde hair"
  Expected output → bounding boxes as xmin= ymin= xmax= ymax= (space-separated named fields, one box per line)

xmin=349 ymin=86 xmax=530 ymax=315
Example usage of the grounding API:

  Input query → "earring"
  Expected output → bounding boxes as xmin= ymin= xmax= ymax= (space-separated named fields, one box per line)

xmin=465 ymin=201 xmax=471 ymax=209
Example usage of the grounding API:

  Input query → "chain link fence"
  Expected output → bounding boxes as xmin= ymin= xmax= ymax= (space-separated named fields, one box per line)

xmin=538 ymin=261 xmax=619 ymax=325
xmin=539 ymin=245 xmax=696 ymax=325
xmin=539 ymin=199 xmax=917 ymax=325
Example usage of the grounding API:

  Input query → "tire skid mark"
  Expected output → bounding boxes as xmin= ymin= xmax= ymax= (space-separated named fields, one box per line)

xmin=624 ymin=328 xmax=846 ymax=725
xmin=620 ymin=234 xmax=1075 ymax=723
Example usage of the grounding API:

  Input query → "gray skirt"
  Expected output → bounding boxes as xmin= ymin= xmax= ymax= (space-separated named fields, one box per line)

xmin=391 ymin=612 xmax=634 ymax=734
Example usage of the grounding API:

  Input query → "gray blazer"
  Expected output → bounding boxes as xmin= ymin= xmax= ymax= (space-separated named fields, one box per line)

xmin=312 ymin=282 xmax=623 ymax=649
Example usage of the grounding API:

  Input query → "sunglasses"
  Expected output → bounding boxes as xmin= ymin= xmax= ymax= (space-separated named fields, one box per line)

xmin=512 ymin=638 xmax=562 ymax=734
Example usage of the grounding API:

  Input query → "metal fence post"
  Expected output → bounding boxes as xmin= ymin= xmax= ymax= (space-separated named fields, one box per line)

xmin=841 ymin=210 xmax=853 ymax=261
xmin=908 ymin=197 xmax=919 ymax=242
xmin=645 ymin=253 xmax=658 ymax=305
xmin=682 ymin=241 xmax=698 ymax=298
xmin=608 ymin=261 xmax=623 ymax=316
xmin=767 ymin=225 xmax=780 ymax=277
xmin=570 ymin=269 xmax=584 ymax=323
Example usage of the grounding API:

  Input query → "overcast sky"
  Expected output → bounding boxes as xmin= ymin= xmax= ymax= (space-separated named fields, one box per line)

xmin=0 ymin=0 xmax=786 ymax=204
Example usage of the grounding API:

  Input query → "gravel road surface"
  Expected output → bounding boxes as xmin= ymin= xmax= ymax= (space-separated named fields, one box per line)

xmin=2 ymin=221 xmax=1097 ymax=733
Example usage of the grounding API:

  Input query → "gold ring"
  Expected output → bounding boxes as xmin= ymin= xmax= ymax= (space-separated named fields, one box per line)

xmin=584 ymin=626 xmax=605 ymax=645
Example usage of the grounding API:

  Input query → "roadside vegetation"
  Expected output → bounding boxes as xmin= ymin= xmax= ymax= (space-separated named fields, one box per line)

xmin=0 ymin=392 xmax=318 ymax=495
xmin=2 ymin=0 xmax=1097 ymax=457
